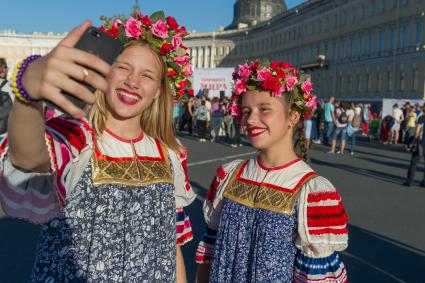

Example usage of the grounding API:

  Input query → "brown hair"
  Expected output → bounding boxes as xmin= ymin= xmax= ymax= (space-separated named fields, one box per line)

xmin=281 ymin=93 xmax=309 ymax=163
xmin=89 ymin=40 xmax=184 ymax=154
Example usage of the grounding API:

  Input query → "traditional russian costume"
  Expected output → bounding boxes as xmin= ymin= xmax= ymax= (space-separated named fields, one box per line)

xmin=0 ymin=116 xmax=195 ymax=282
xmin=196 ymin=157 xmax=349 ymax=283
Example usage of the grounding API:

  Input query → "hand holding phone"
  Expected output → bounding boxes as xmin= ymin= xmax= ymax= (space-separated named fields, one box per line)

xmin=48 ymin=26 xmax=124 ymax=112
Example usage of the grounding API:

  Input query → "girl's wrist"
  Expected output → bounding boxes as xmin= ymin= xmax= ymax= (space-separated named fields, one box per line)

xmin=11 ymin=55 xmax=42 ymax=104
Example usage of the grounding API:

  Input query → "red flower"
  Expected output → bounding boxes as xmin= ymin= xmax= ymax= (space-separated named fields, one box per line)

xmin=176 ymin=26 xmax=187 ymax=36
xmin=270 ymin=62 xmax=280 ymax=71
xmin=250 ymin=60 xmax=260 ymax=71
xmin=232 ymin=71 xmax=239 ymax=80
xmin=140 ymin=15 xmax=152 ymax=27
xmin=167 ymin=69 xmax=178 ymax=77
xmin=160 ymin=42 xmax=173 ymax=55
xmin=179 ymin=80 xmax=189 ymax=90
xmin=166 ymin=16 xmax=179 ymax=31
xmin=262 ymin=76 xmax=279 ymax=91
xmin=188 ymin=88 xmax=194 ymax=96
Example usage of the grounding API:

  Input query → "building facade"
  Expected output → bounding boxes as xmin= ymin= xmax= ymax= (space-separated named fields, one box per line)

xmin=0 ymin=0 xmax=424 ymax=100
xmin=185 ymin=0 xmax=425 ymax=100
xmin=0 ymin=30 xmax=64 ymax=78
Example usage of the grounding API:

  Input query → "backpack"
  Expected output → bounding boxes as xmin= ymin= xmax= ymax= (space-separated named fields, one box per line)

xmin=0 ymin=80 xmax=12 ymax=135
xmin=196 ymin=106 xmax=208 ymax=121
xmin=337 ymin=109 xmax=348 ymax=124
xmin=352 ymin=113 xmax=361 ymax=128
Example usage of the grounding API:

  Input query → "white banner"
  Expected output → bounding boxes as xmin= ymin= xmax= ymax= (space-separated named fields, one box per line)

xmin=382 ymin=98 xmax=425 ymax=119
xmin=192 ymin=68 xmax=235 ymax=98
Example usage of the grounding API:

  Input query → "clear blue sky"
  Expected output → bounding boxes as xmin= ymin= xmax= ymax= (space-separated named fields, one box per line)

xmin=1 ymin=0 xmax=306 ymax=34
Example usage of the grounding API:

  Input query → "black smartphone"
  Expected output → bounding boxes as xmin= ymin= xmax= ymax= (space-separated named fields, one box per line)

xmin=47 ymin=26 xmax=124 ymax=112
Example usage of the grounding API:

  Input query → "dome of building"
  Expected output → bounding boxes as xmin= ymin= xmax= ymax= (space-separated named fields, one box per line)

xmin=226 ymin=0 xmax=287 ymax=30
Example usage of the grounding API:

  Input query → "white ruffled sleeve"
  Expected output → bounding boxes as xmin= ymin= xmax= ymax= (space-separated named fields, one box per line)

xmin=294 ymin=176 xmax=349 ymax=282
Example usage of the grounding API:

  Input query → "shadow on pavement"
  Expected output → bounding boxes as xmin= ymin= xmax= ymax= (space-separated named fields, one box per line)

xmin=344 ymin=224 xmax=425 ymax=283
xmin=310 ymin=157 xmax=406 ymax=185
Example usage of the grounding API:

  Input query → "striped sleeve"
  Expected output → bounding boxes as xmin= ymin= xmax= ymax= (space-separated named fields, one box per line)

xmin=294 ymin=176 xmax=349 ymax=282
xmin=196 ymin=160 xmax=241 ymax=264
xmin=0 ymin=116 xmax=93 ymax=224
xmin=176 ymin=207 xmax=193 ymax=246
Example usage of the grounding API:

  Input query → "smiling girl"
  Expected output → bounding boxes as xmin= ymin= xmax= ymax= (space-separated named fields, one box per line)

xmin=196 ymin=60 xmax=349 ymax=283
xmin=0 ymin=12 xmax=195 ymax=282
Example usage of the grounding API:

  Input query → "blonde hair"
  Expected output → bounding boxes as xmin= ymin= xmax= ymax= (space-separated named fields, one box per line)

xmin=88 ymin=40 xmax=184 ymax=154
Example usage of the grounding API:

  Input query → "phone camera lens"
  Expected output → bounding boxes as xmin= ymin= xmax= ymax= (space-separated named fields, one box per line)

xmin=90 ymin=29 xmax=102 ymax=38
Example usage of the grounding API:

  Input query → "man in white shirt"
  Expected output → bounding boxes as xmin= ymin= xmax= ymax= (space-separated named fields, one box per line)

xmin=390 ymin=103 xmax=404 ymax=144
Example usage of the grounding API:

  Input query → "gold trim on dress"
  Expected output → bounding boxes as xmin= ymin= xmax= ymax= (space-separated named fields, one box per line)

xmin=223 ymin=162 xmax=316 ymax=215
xmin=92 ymin=143 xmax=174 ymax=187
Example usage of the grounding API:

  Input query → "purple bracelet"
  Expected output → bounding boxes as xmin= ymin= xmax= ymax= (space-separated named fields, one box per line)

xmin=16 ymin=54 xmax=42 ymax=102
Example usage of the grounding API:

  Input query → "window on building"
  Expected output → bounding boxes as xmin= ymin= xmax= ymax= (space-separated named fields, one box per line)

xmin=413 ymin=67 xmax=419 ymax=90
xmin=401 ymin=23 xmax=409 ymax=48
xmin=402 ymin=0 xmax=410 ymax=5
xmin=377 ymin=72 xmax=382 ymax=92
xmin=366 ymin=73 xmax=370 ymax=92
xmin=388 ymin=71 xmax=393 ymax=91
xmin=357 ymin=73 xmax=361 ymax=92
xmin=369 ymin=0 xmax=376 ymax=16
xmin=351 ymin=7 xmax=356 ymax=22
xmin=400 ymin=71 xmax=405 ymax=91
xmin=339 ymin=74 xmax=344 ymax=92
xmin=381 ymin=0 xmax=386 ymax=13
xmin=349 ymin=37 xmax=354 ymax=57
xmin=392 ymin=0 xmax=398 ymax=10
xmin=347 ymin=75 xmax=352 ymax=91
xmin=368 ymin=31 xmax=373 ymax=55
xmin=379 ymin=30 xmax=385 ymax=53
xmin=416 ymin=21 xmax=423 ymax=44
xmin=360 ymin=3 xmax=366 ymax=19
xmin=359 ymin=32 xmax=365 ymax=55
xmin=390 ymin=26 xmax=397 ymax=51
xmin=339 ymin=39 xmax=345 ymax=59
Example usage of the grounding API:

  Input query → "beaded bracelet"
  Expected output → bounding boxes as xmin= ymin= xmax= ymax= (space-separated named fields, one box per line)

xmin=11 ymin=54 xmax=42 ymax=104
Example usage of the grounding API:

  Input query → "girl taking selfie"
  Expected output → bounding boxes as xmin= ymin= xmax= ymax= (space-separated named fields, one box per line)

xmin=0 ymin=12 xmax=195 ymax=282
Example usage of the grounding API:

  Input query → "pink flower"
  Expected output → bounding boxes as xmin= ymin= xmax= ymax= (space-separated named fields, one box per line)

xmin=305 ymin=96 xmax=318 ymax=111
xmin=285 ymin=75 xmax=298 ymax=91
xmin=238 ymin=63 xmax=251 ymax=79
xmin=301 ymin=80 xmax=313 ymax=95
xmin=172 ymin=36 xmax=183 ymax=50
xmin=234 ymin=79 xmax=247 ymax=94
xmin=183 ymin=63 xmax=193 ymax=77
xmin=151 ymin=19 xmax=169 ymax=39
xmin=124 ymin=16 xmax=142 ymax=38
xmin=257 ymin=67 xmax=272 ymax=81
xmin=174 ymin=54 xmax=190 ymax=67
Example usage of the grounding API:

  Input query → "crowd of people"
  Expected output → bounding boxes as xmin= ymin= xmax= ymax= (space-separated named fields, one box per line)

xmin=173 ymin=94 xmax=243 ymax=147
xmin=296 ymin=96 xmax=375 ymax=156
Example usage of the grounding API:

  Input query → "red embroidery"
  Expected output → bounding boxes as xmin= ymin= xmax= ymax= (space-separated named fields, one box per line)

xmin=307 ymin=202 xmax=348 ymax=227
xmin=206 ymin=166 xmax=228 ymax=202
xmin=308 ymin=227 xmax=349 ymax=235
xmin=308 ymin=191 xmax=341 ymax=203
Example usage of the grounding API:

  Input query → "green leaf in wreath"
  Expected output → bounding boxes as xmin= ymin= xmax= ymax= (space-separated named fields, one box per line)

xmin=150 ymin=11 xmax=166 ymax=22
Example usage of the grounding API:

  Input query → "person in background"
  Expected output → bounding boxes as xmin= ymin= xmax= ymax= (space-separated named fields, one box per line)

xmin=179 ymin=96 xmax=195 ymax=135
xmin=404 ymin=104 xmax=425 ymax=187
xmin=195 ymin=99 xmax=209 ymax=142
xmin=172 ymin=98 xmax=181 ymax=130
xmin=346 ymin=102 xmax=360 ymax=155
xmin=361 ymin=103 xmax=373 ymax=137
xmin=405 ymin=105 xmax=417 ymax=148
xmin=328 ymin=101 xmax=349 ymax=154
xmin=228 ymin=96 xmax=243 ymax=147
xmin=210 ymin=97 xmax=226 ymax=142
xmin=0 ymin=58 xmax=14 ymax=142
xmin=323 ymin=96 xmax=335 ymax=145
xmin=389 ymin=103 xmax=404 ymax=144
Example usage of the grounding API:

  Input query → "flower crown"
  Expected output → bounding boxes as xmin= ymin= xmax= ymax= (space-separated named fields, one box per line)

xmin=232 ymin=60 xmax=317 ymax=115
xmin=99 ymin=11 xmax=193 ymax=97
